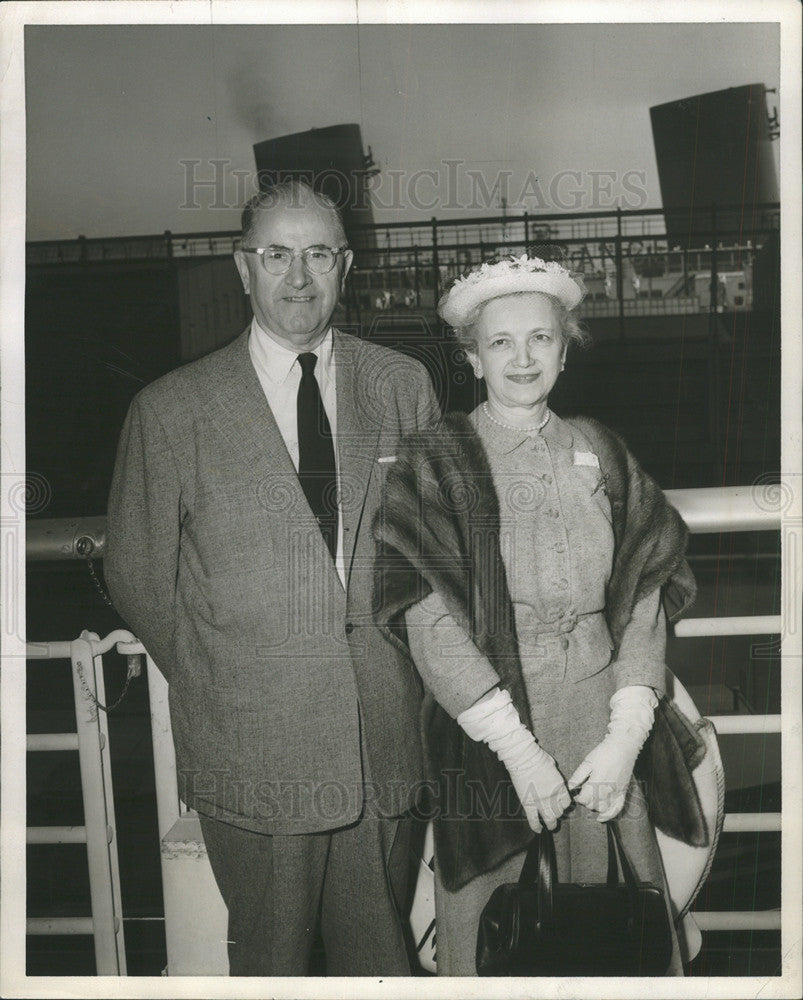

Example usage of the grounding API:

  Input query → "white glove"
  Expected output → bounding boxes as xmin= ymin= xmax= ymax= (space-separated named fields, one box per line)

xmin=457 ymin=687 xmax=571 ymax=832
xmin=568 ymin=685 xmax=658 ymax=822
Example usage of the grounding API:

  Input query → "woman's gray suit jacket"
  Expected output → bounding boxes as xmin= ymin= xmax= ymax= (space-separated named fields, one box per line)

xmin=105 ymin=327 xmax=439 ymax=835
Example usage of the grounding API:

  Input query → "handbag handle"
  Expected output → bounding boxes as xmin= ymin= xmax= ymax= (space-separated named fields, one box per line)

xmin=519 ymin=821 xmax=641 ymax=928
xmin=607 ymin=820 xmax=640 ymax=894
xmin=519 ymin=823 xmax=557 ymax=924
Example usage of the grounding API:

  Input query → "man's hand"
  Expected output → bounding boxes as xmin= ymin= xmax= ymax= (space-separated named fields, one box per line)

xmin=569 ymin=685 xmax=658 ymax=822
xmin=457 ymin=687 xmax=571 ymax=832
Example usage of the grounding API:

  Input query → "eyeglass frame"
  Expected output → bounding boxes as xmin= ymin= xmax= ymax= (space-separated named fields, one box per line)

xmin=239 ymin=244 xmax=351 ymax=275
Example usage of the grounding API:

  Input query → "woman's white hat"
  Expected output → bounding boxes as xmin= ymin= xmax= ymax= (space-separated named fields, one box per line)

xmin=438 ymin=253 xmax=587 ymax=328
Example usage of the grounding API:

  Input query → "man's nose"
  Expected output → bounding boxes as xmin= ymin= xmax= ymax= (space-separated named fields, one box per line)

xmin=285 ymin=254 xmax=311 ymax=288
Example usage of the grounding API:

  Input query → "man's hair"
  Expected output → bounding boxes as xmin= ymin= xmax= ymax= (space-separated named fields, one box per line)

xmin=240 ymin=180 xmax=348 ymax=247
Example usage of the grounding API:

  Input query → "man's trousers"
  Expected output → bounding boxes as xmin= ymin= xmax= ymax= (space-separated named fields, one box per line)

xmin=198 ymin=810 xmax=414 ymax=976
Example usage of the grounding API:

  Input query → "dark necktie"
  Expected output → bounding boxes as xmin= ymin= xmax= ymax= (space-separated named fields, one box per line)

xmin=296 ymin=352 xmax=338 ymax=561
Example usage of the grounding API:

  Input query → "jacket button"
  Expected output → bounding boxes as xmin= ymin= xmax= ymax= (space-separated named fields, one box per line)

xmin=560 ymin=636 xmax=570 ymax=650
xmin=345 ymin=622 xmax=354 ymax=635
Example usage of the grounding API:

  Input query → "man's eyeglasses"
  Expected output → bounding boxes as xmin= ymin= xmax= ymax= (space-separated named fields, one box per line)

xmin=240 ymin=245 xmax=349 ymax=276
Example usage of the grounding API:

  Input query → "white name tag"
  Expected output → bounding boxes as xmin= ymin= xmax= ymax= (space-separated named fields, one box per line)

xmin=573 ymin=450 xmax=600 ymax=469
xmin=377 ymin=455 xmax=397 ymax=464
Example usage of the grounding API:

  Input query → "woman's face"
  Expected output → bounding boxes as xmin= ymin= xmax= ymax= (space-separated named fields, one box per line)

xmin=468 ymin=292 xmax=567 ymax=417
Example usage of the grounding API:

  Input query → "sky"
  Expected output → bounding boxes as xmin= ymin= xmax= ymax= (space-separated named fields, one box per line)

xmin=22 ymin=17 xmax=782 ymax=240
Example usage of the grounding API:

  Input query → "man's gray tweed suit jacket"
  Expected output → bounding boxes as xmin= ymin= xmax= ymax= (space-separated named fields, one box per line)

xmin=106 ymin=327 xmax=440 ymax=834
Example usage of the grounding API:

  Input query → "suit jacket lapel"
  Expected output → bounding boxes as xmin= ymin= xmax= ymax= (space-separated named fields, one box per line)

xmin=206 ymin=329 xmax=312 ymax=516
xmin=334 ymin=329 xmax=383 ymax=578
xmin=207 ymin=328 xmax=381 ymax=585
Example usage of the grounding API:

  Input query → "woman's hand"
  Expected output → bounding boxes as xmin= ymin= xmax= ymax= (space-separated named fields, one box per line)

xmin=457 ymin=687 xmax=571 ymax=832
xmin=568 ymin=685 xmax=658 ymax=822
xmin=504 ymin=739 xmax=573 ymax=832
xmin=568 ymin=735 xmax=641 ymax=821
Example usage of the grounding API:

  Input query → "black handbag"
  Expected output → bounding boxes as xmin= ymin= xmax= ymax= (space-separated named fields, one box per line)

xmin=476 ymin=821 xmax=673 ymax=976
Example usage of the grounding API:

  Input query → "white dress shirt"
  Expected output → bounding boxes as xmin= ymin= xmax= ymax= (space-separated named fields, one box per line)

xmin=248 ymin=317 xmax=345 ymax=587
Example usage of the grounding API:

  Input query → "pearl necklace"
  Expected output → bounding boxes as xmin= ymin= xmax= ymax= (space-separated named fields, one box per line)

xmin=482 ymin=402 xmax=551 ymax=433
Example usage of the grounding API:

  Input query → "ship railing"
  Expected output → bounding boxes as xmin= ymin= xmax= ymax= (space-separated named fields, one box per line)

xmin=24 ymin=482 xmax=787 ymax=969
xmin=26 ymin=203 xmax=780 ymax=327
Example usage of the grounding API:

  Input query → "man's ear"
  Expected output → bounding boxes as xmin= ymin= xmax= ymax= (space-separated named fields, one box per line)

xmin=340 ymin=249 xmax=354 ymax=292
xmin=234 ymin=251 xmax=251 ymax=295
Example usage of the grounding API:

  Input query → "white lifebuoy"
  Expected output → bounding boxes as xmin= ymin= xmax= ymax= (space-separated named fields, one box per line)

xmin=408 ymin=668 xmax=724 ymax=973
xmin=656 ymin=670 xmax=725 ymax=962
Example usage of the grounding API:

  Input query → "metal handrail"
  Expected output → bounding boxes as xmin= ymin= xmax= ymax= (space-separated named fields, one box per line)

xmin=27 ymin=203 xmax=778 ymax=332
xmin=693 ymin=911 xmax=781 ymax=931
xmin=25 ymin=201 xmax=780 ymax=249
xmin=675 ymin=615 xmax=781 ymax=637
xmin=26 ymin=515 xmax=106 ymax=562
xmin=707 ymin=715 xmax=781 ymax=734
xmin=22 ymin=483 xmax=786 ymax=563
xmin=664 ymin=486 xmax=781 ymax=533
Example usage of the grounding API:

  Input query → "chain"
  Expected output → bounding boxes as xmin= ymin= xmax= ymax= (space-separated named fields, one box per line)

xmin=77 ymin=535 xmax=114 ymax=606
xmin=75 ymin=653 xmax=139 ymax=714
xmin=74 ymin=534 xmax=140 ymax=712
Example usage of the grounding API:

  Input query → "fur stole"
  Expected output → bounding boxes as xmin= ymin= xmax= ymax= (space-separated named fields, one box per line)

xmin=373 ymin=412 xmax=701 ymax=890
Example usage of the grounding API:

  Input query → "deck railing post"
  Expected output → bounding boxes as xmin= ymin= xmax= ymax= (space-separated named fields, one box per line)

xmin=145 ymin=653 xmax=182 ymax=840
xmin=431 ymin=216 xmax=440 ymax=308
xmin=69 ymin=633 xmax=127 ymax=974
xmin=615 ymin=208 xmax=625 ymax=340
xmin=708 ymin=203 xmax=724 ymax=481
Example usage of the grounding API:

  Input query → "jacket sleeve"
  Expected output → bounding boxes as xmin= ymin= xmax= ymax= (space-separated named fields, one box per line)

xmin=105 ymin=394 xmax=182 ymax=680
xmin=610 ymin=586 xmax=667 ymax=695
xmin=405 ymin=590 xmax=501 ymax=717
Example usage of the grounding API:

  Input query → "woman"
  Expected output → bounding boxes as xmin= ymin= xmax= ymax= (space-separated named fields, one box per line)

xmin=374 ymin=253 xmax=697 ymax=976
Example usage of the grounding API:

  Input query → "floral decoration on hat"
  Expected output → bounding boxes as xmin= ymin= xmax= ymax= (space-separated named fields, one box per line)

xmin=437 ymin=253 xmax=587 ymax=329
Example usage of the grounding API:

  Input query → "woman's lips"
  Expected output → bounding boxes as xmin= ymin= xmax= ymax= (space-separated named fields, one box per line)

xmin=506 ymin=373 xmax=540 ymax=383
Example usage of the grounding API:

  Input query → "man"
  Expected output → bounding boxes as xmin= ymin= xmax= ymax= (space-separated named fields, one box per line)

xmin=105 ymin=181 xmax=440 ymax=976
